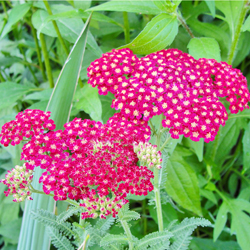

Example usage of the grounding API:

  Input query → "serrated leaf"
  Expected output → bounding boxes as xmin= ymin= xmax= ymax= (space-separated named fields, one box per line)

xmin=121 ymin=13 xmax=178 ymax=54
xmin=135 ymin=230 xmax=173 ymax=250
xmin=187 ymin=37 xmax=221 ymax=61
xmin=120 ymin=211 xmax=140 ymax=222
xmin=57 ymin=206 xmax=81 ymax=222
xmin=100 ymin=234 xmax=128 ymax=247
xmin=17 ymin=15 xmax=91 ymax=250
xmin=87 ymin=0 xmax=163 ymax=15
xmin=165 ymin=150 xmax=202 ymax=216
xmin=213 ymin=202 xmax=229 ymax=241
xmin=48 ymin=227 xmax=74 ymax=250
xmin=1 ymin=3 xmax=31 ymax=38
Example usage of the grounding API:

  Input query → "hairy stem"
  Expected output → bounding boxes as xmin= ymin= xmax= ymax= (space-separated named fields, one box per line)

xmin=142 ymin=199 xmax=147 ymax=235
xmin=40 ymin=33 xmax=54 ymax=88
xmin=120 ymin=220 xmax=134 ymax=250
xmin=227 ymin=0 xmax=249 ymax=65
xmin=77 ymin=235 xmax=90 ymax=250
xmin=123 ymin=11 xmax=130 ymax=44
xmin=177 ymin=13 xmax=195 ymax=38
xmin=154 ymin=170 xmax=164 ymax=232
xmin=154 ymin=113 xmax=165 ymax=232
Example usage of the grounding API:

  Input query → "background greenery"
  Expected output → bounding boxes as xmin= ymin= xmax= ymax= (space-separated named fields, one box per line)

xmin=0 ymin=0 xmax=250 ymax=249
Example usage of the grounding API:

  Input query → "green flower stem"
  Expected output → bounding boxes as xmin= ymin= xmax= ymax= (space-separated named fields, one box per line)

xmin=142 ymin=199 xmax=147 ymax=235
xmin=154 ymin=170 xmax=164 ymax=232
xmin=227 ymin=0 xmax=249 ymax=65
xmin=177 ymin=12 xmax=195 ymax=38
xmin=43 ymin=0 xmax=69 ymax=55
xmin=29 ymin=18 xmax=47 ymax=81
xmin=160 ymin=136 xmax=172 ymax=152
xmin=30 ymin=185 xmax=80 ymax=207
xmin=154 ymin=113 xmax=165 ymax=232
xmin=40 ymin=33 xmax=54 ymax=88
xmin=123 ymin=11 xmax=130 ymax=44
xmin=77 ymin=234 xmax=90 ymax=250
xmin=120 ymin=219 xmax=134 ymax=250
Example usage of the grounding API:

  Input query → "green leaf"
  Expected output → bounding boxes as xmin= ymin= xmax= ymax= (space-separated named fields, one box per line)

xmin=230 ymin=199 xmax=250 ymax=250
xmin=153 ymin=1 xmax=177 ymax=13
xmin=87 ymin=0 xmax=163 ymax=15
xmin=243 ymin=122 xmax=250 ymax=171
xmin=99 ymin=93 xmax=117 ymax=123
xmin=32 ymin=6 xmax=102 ymax=57
xmin=17 ymin=15 xmax=91 ymax=250
xmin=121 ymin=13 xmax=178 ymax=54
xmin=0 ymin=82 xmax=33 ymax=110
xmin=242 ymin=15 xmax=250 ymax=32
xmin=75 ymin=85 xmax=102 ymax=122
xmin=215 ymin=1 xmax=244 ymax=39
xmin=205 ymin=118 xmax=242 ymax=167
xmin=233 ymin=31 xmax=250 ymax=67
xmin=187 ymin=37 xmax=221 ymax=61
xmin=0 ymin=218 xmax=22 ymax=243
xmin=100 ymin=234 xmax=128 ymax=247
xmin=48 ymin=227 xmax=74 ymax=250
xmin=228 ymin=109 xmax=250 ymax=119
xmin=213 ymin=202 xmax=229 ymax=241
xmin=0 ymin=202 xmax=20 ymax=225
xmin=149 ymin=203 xmax=178 ymax=228
xmin=190 ymin=238 xmax=241 ymax=250
xmin=165 ymin=149 xmax=202 ymax=216
xmin=204 ymin=0 xmax=215 ymax=18
xmin=183 ymin=138 xmax=204 ymax=162
xmin=1 ymin=3 xmax=31 ymax=38
xmin=135 ymin=230 xmax=173 ymax=250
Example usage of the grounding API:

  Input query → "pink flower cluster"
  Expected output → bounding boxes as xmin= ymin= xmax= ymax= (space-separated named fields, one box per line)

xmin=0 ymin=109 xmax=55 ymax=146
xmin=87 ymin=48 xmax=250 ymax=142
xmin=0 ymin=164 xmax=33 ymax=202
xmin=0 ymin=110 xmax=153 ymax=219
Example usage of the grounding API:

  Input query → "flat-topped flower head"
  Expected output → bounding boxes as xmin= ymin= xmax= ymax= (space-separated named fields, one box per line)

xmin=0 ymin=109 xmax=55 ymax=147
xmin=87 ymin=48 xmax=250 ymax=142
xmin=17 ymin=112 xmax=153 ymax=218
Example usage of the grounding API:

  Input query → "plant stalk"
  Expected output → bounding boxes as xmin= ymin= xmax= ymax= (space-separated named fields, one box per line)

xmin=43 ymin=0 xmax=69 ymax=55
xmin=177 ymin=13 xmax=195 ymax=38
xmin=227 ymin=0 xmax=249 ymax=65
xmin=40 ymin=33 xmax=54 ymax=88
xmin=120 ymin=220 xmax=134 ymax=250
xmin=29 ymin=18 xmax=47 ymax=81
xmin=0 ymin=71 xmax=5 ymax=82
xmin=123 ymin=11 xmax=130 ymax=44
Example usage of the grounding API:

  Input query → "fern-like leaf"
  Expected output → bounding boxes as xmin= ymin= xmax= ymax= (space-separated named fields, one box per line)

xmin=169 ymin=217 xmax=211 ymax=250
xmin=48 ymin=227 xmax=74 ymax=250
xmin=57 ymin=206 xmax=82 ymax=222
xmin=135 ymin=230 xmax=173 ymax=250
xmin=31 ymin=209 xmax=77 ymax=239
xmin=94 ymin=215 xmax=116 ymax=233
xmin=100 ymin=234 xmax=128 ymax=247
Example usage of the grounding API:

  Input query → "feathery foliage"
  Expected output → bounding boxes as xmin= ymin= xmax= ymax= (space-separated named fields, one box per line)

xmin=135 ymin=230 xmax=173 ymax=250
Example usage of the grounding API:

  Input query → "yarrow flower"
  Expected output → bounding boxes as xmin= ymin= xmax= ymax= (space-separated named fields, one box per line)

xmin=0 ymin=109 xmax=55 ymax=147
xmin=134 ymin=142 xmax=162 ymax=169
xmin=0 ymin=163 xmax=33 ymax=202
xmin=0 ymin=109 xmax=153 ymax=219
xmin=87 ymin=48 xmax=250 ymax=142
